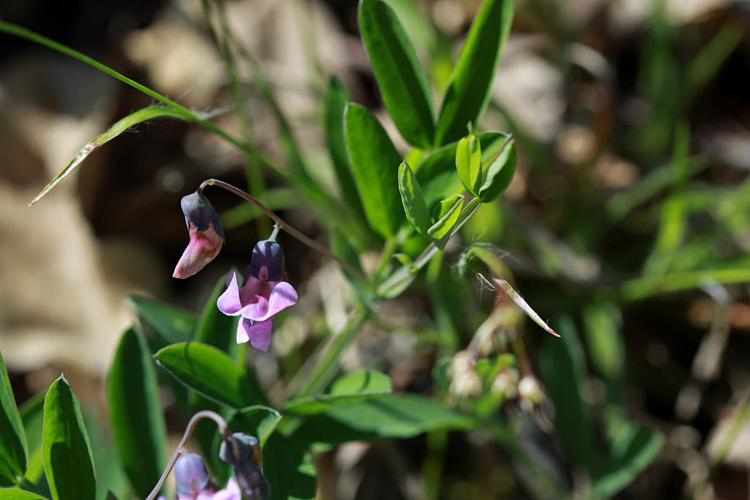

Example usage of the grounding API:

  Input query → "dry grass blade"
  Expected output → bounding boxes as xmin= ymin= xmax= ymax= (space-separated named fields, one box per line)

xmin=493 ymin=278 xmax=560 ymax=338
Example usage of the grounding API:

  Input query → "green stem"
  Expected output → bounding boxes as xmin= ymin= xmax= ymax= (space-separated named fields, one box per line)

xmin=294 ymin=306 xmax=368 ymax=398
xmin=377 ymin=197 xmax=481 ymax=297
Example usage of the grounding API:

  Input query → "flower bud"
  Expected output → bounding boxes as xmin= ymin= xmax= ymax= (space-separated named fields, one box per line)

xmin=449 ymin=351 xmax=482 ymax=398
xmin=518 ymin=375 xmax=545 ymax=409
xmin=174 ymin=453 xmax=211 ymax=496
xmin=220 ymin=433 xmax=260 ymax=466
xmin=173 ymin=192 xmax=225 ymax=279
xmin=235 ymin=462 xmax=270 ymax=500
xmin=250 ymin=240 xmax=285 ymax=282
xmin=491 ymin=367 xmax=519 ymax=398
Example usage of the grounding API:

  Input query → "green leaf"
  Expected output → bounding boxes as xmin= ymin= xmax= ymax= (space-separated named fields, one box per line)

xmin=107 ymin=328 xmax=167 ymax=497
xmin=227 ymin=406 xmax=282 ymax=447
xmin=128 ymin=296 xmax=196 ymax=345
xmin=416 ymin=132 xmax=512 ymax=206
xmin=344 ymin=103 xmax=403 ymax=238
xmin=293 ymin=394 xmax=472 ymax=444
xmin=154 ymin=342 xmax=262 ymax=408
xmin=582 ymin=301 xmax=624 ymax=378
xmin=455 ymin=134 xmax=482 ymax=195
xmin=262 ymin=434 xmax=316 ymax=500
xmin=324 ymin=77 xmax=365 ymax=218
xmin=358 ymin=0 xmax=434 ymax=147
xmin=539 ymin=318 xmax=593 ymax=473
xmin=398 ymin=162 xmax=431 ymax=235
xmin=194 ymin=273 xmax=238 ymax=356
xmin=476 ymin=135 xmax=516 ymax=203
xmin=30 ymin=106 xmax=186 ymax=205
xmin=427 ymin=195 xmax=464 ymax=247
xmin=329 ymin=370 xmax=393 ymax=396
xmin=20 ymin=395 xmax=47 ymax=494
xmin=434 ymin=0 xmax=514 ymax=145
xmin=0 ymin=350 xmax=27 ymax=486
xmin=0 ymin=488 xmax=46 ymax=499
xmin=43 ymin=376 xmax=96 ymax=500
xmin=594 ymin=423 xmax=664 ymax=498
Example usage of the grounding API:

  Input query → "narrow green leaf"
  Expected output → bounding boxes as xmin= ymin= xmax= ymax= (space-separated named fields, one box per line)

xmin=594 ymin=423 xmax=664 ymax=498
xmin=324 ymin=77 xmax=365 ymax=217
xmin=20 ymin=395 xmax=47 ymax=494
xmin=344 ymin=103 xmax=403 ymax=238
xmin=398 ymin=162 xmax=431 ymax=234
xmin=477 ymin=136 xmax=516 ymax=203
xmin=455 ymin=134 xmax=482 ymax=195
xmin=154 ymin=342 xmax=262 ymax=408
xmin=262 ymin=434 xmax=316 ymax=500
xmin=108 ymin=328 xmax=167 ymax=497
xmin=0 ymin=488 xmax=46 ymax=499
xmin=128 ymin=296 xmax=196 ymax=345
xmin=428 ymin=195 xmax=464 ymax=247
xmin=330 ymin=370 xmax=393 ymax=395
xmin=293 ymin=394 xmax=473 ymax=444
xmin=434 ymin=0 xmax=514 ymax=145
xmin=43 ymin=376 xmax=96 ymax=500
xmin=0 ymin=350 xmax=27 ymax=486
xmin=582 ymin=301 xmax=624 ymax=378
xmin=358 ymin=0 xmax=434 ymax=147
xmin=539 ymin=318 xmax=593 ymax=473
xmin=30 ymin=106 xmax=186 ymax=205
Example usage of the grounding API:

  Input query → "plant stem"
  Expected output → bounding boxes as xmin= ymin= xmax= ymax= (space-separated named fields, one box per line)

xmin=293 ymin=305 xmax=369 ymax=398
xmin=200 ymin=178 xmax=365 ymax=280
xmin=146 ymin=410 xmax=229 ymax=500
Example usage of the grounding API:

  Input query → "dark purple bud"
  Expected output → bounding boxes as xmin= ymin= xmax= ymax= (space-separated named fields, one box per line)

xmin=220 ymin=433 xmax=259 ymax=466
xmin=174 ymin=453 xmax=211 ymax=496
xmin=235 ymin=462 xmax=270 ymax=500
xmin=250 ymin=240 xmax=284 ymax=282
xmin=180 ymin=192 xmax=225 ymax=239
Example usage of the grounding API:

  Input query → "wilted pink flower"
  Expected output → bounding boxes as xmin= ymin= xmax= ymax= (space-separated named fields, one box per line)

xmin=173 ymin=192 xmax=225 ymax=279
xmin=217 ymin=240 xmax=297 ymax=351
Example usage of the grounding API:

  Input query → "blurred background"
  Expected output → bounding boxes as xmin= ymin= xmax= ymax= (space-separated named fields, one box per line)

xmin=2 ymin=0 xmax=750 ymax=498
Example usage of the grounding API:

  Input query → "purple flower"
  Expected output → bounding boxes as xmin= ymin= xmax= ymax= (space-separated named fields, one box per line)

xmin=173 ymin=192 xmax=225 ymax=279
xmin=217 ymin=240 xmax=297 ymax=351
xmin=173 ymin=453 xmax=243 ymax=500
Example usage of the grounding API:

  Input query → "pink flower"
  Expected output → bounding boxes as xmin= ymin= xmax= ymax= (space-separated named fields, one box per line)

xmin=217 ymin=240 xmax=298 ymax=351
xmin=173 ymin=192 xmax=225 ymax=279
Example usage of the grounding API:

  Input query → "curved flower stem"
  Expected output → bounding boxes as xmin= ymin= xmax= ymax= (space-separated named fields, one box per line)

xmin=199 ymin=178 xmax=366 ymax=280
xmin=146 ymin=410 xmax=230 ymax=500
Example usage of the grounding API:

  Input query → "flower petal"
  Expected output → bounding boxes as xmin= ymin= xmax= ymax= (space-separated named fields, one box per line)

xmin=173 ymin=223 xmax=223 ymax=279
xmin=237 ymin=319 xmax=273 ymax=351
xmin=217 ymin=273 xmax=244 ymax=315
xmin=251 ymin=282 xmax=298 ymax=322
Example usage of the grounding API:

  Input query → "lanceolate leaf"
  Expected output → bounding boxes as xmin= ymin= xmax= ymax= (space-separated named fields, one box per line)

xmin=30 ymin=106 xmax=186 ymax=205
xmin=43 ymin=376 xmax=96 ymax=500
xmin=455 ymin=134 xmax=482 ymax=196
xmin=477 ymin=136 xmax=516 ymax=202
xmin=344 ymin=103 xmax=403 ymax=238
xmin=398 ymin=162 xmax=431 ymax=235
xmin=0 ymin=350 xmax=27 ymax=486
xmin=108 ymin=329 xmax=167 ymax=498
xmin=0 ymin=488 xmax=46 ymax=499
xmin=154 ymin=342 xmax=264 ymax=408
xmin=359 ymin=0 xmax=434 ymax=147
xmin=128 ymin=296 xmax=196 ymax=345
xmin=434 ymin=0 xmax=514 ymax=145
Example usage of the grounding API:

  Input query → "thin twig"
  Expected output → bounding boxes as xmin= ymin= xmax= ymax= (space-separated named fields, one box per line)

xmin=199 ymin=178 xmax=366 ymax=280
xmin=146 ymin=410 xmax=230 ymax=500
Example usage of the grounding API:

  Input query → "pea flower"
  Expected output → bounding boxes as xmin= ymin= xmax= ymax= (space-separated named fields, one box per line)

xmin=173 ymin=192 xmax=225 ymax=279
xmin=217 ymin=239 xmax=298 ymax=351
xmin=220 ymin=433 xmax=270 ymax=499
xmin=173 ymin=453 xmax=241 ymax=500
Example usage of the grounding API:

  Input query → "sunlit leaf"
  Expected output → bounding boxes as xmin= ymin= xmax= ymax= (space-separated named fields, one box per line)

xmin=434 ymin=0 xmax=514 ymax=145
xmin=398 ymin=162 xmax=431 ymax=235
xmin=359 ymin=0 xmax=434 ymax=147
xmin=30 ymin=106 xmax=186 ymax=205
xmin=0 ymin=350 xmax=27 ymax=486
xmin=43 ymin=376 xmax=96 ymax=500
xmin=428 ymin=195 xmax=464 ymax=248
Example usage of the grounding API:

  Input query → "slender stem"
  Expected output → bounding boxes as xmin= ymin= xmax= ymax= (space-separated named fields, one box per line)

xmin=293 ymin=305 xmax=369 ymax=398
xmin=146 ymin=410 xmax=230 ymax=500
xmin=200 ymin=179 xmax=366 ymax=280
